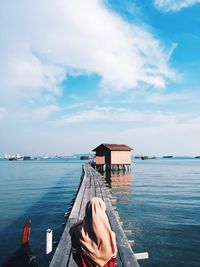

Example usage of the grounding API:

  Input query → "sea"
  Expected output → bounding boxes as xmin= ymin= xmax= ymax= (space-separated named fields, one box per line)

xmin=0 ymin=158 xmax=200 ymax=267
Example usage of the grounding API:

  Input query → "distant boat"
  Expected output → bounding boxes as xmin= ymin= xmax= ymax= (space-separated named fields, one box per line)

xmin=23 ymin=156 xmax=31 ymax=160
xmin=8 ymin=156 xmax=31 ymax=161
xmin=195 ymin=156 xmax=200 ymax=159
xmin=9 ymin=156 xmax=23 ymax=161
xmin=134 ymin=155 xmax=141 ymax=159
xmin=141 ymin=156 xmax=156 ymax=160
xmin=141 ymin=156 xmax=148 ymax=160
xmin=163 ymin=155 xmax=173 ymax=158
xmin=80 ymin=156 xmax=90 ymax=160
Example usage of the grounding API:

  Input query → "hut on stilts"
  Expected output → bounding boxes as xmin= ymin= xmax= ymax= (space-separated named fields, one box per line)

xmin=92 ymin=143 xmax=133 ymax=172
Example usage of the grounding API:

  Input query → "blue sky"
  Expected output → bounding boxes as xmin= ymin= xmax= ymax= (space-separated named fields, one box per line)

xmin=0 ymin=0 xmax=200 ymax=156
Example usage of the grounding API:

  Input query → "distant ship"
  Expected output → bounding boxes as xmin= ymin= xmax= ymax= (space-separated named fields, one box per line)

xmin=9 ymin=155 xmax=24 ymax=161
xmin=23 ymin=156 xmax=31 ymax=160
xmin=134 ymin=156 xmax=141 ymax=159
xmin=80 ymin=156 xmax=90 ymax=160
xmin=163 ymin=155 xmax=173 ymax=158
xmin=195 ymin=156 xmax=200 ymax=159
xmin=141 ymin=156 xmax=156 ymax=160
xmin=8 ymin=156 xmax=31 ymax=161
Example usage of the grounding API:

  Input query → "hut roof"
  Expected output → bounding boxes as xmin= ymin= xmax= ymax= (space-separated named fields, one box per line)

xmin=92 ymin=143 xmax=133 ymax=151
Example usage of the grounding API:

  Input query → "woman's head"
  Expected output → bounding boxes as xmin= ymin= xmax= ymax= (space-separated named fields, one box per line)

xmin=85 ymin=197 xmax=106 ymax=220
xmin=73 ymin=197 xmax=117 ymax=266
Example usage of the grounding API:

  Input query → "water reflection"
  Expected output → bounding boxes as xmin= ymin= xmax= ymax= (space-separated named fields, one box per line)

xmin=104 ymin=170 xmax=133 ymax=202
xmin=1 ymin=244 xmax=38 ymax=267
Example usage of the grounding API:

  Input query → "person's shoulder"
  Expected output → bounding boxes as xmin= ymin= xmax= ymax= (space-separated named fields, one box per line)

xmin=69 ymin=220 xmax=83 ymax=235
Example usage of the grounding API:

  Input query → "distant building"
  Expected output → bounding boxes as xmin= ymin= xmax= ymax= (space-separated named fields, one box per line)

xmin=92 ymin=143 xmax=133 ymax=171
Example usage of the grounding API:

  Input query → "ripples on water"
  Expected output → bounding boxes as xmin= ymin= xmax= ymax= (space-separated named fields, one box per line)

xmin=0 ymin=159 xmax=82 ymax=266
xmin=1 ymin=158 xmax=200 ymax=267
xmin=107 ymin=159 xmax=200 ymax=267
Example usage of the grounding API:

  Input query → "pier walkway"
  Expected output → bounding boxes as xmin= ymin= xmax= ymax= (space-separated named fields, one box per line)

xmin=49 ymin=164 xmax=140 ymax=267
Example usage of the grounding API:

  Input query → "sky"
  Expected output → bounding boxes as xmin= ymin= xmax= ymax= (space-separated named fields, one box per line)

xmin=0 ymin=0 xmax=200 ymax=156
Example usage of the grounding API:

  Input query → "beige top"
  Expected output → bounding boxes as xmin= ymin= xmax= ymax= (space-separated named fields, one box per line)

xmin=70 ymin=197 xmax=117 ymax=267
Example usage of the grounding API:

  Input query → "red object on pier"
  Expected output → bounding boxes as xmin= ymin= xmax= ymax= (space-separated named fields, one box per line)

xmin=21 ymin=220 xmax=31 ymax=245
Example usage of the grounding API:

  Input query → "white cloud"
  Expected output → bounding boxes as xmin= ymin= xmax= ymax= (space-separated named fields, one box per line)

xmin=24 ymin=105 xmax=59 ymax=120
xmin=154 ymin=0 xmax=200 ymax=12
xmin=61 ymin=102 xmax=88 ymax=111
xmin=1 ymin=45 xmax=65 ymax=102
xmin=8 ymin=54 xmax=65 ymax=96
xmin=143 ymin=92 xmax=185 ymax=104
xmin=50 ymin=106 xmax=200 ymax=155
xmin=0 ymin=0 xmax=176 ymax=106
xmin=0 ymin=106 xmax=8 ymax=119
xmin=116 ymin=120 xmax=200 ymax=156
xmin=54 ymin=106 xmax=190 ymax=125
xmin=112 ymin=90 xmax=186 ymax=105
xmin=8 ymin=105 xmax=59 ymax=122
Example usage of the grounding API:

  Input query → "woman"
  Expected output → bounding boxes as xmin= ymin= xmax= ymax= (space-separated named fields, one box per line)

xmin=69 ymin=197 xmax=117 ymax=267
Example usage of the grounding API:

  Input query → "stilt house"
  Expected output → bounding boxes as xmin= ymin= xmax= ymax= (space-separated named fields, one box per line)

xmin=92 ymin=143 xmax=133 ymax=171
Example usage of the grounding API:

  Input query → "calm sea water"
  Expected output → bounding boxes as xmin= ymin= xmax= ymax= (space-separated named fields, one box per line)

xmin=0 ymin=159 xmax=82 ymax=266
xmin=108 ymin=158 xmax=200 ymax=267
xmin=0 ymin=158 xmax=200 ymax=267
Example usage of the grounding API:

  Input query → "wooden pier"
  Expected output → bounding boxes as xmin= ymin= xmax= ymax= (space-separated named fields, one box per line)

xmin=49 ymin=164 xmax=142 ymax=267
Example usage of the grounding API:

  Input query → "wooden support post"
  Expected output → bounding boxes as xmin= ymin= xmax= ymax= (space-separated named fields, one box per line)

xmin=110 ymin=198 xmax=117 ymax=204
xmin=135 ymin=252 xmax=149 ymax=260
xmin=124 ymin=229 xmax=132 ymax=236
xmin=128 ymin=240 xmax=135 ymax=246
xmin=64 ymin=211 xmax=69 ymax=218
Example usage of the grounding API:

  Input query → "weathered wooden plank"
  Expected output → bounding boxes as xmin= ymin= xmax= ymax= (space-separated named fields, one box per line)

xmin=135 ymin=252 xmax=149 ymax=260
xmin=85 ymin=168 xmax=124 ymax=267
xmin=50 ymin=168 xmax=88 ymax=267
xmin=67 ymin=167 xmax=92 ymax=266
xmin=79 ymin=166 xmax=91 ymax=219
xmin=93 ymin=171 xmax=102 ymax=198
xmin=124 ymin=230 xmax=132 ymax=236
xmin=50 ymin=164 xmax=140 ymax=267
xmin=94 ymin=169 xmax=140 ymax=267
xmin=49 ymin=217 xmax=76 ymax=267
xmin=79 ymin=186 xmax=90 ymax=220
xmin=69 ymin=176 xmax=87 ymax=219
xmin=89 ymin=168 xmax=96 ymax=199
xmin=115 ymin=254 xmax=123 ymax=267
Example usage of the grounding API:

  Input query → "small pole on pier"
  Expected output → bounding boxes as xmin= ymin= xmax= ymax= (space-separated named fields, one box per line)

xmin=46 ymin=229 xmax=53 ymax=255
